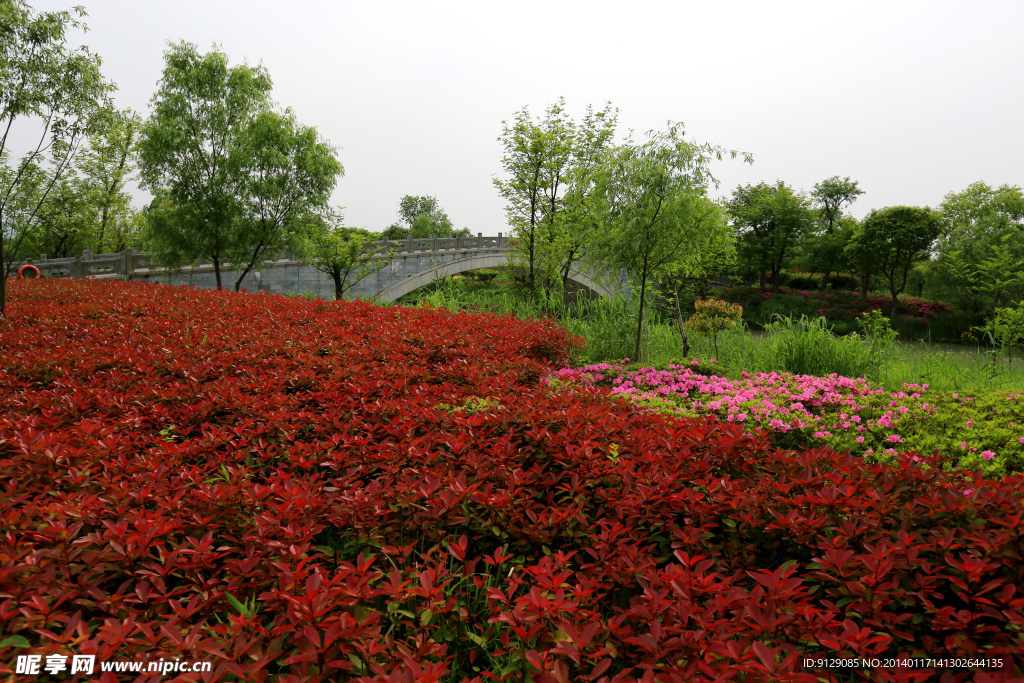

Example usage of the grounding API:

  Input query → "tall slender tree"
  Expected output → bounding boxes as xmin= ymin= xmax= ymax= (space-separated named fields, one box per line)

xmin=807 ymin=176 xmax=863 ymax=287
xmin=0 ymin=0 xmax=111 ymax=318
xmin=137 ymin=41 xmax=273 ymax=290
xmin=493 ymin=98 xmax=618 ymax=299
xmin=585 ymin=123 xmax=750 ymax=360
xmin=78 ymin=107 xmax=141 ymax=253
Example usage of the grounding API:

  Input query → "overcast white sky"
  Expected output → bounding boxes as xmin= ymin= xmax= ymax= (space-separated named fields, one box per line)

xmin=23 ymin=0 xmax=1024 ymax=233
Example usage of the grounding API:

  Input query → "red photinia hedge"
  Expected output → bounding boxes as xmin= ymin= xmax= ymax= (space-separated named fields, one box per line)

xmin=1 ymin=279 xmax=1022 ymax=682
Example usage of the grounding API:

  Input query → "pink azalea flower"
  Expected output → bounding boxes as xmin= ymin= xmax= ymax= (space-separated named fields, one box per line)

xmin=982 ymin=450 xmax=995 ymax=460
xmin=856 ymin=436 xmax=864 ymax=443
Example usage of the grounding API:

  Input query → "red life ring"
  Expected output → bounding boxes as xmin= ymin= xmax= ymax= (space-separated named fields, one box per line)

xmin=18 ymin=264 xmax=40 ymax=279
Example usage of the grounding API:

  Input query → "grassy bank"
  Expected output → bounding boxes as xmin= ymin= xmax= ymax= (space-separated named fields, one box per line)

xmin=399 ymin=274 xmax=1024 ymax=393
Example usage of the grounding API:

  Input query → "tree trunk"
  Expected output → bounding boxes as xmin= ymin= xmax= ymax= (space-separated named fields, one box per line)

xmin=333 ymin=270 xmax=344 ymax=300
xmin=890 ymin=294 xmax=899 ymax=321
xmin=860 ymin=273 xmax=870 ymax=299
xmin=235 ymin=244 xmax=265 ymax=292
xmin=672 ymin=280 xmax=689 ymax=358
xmin=758 ymin=268 xmax=766 ymax=289
xmin=0 ymin=226 xmax=6 ymax=320
xmin=97 ymin=203 xmax=109 ymax=253
xmin=633 ymin=257 xmax=650 ymax=362
xmin=213 ymin=256 xmax=222 ymax=290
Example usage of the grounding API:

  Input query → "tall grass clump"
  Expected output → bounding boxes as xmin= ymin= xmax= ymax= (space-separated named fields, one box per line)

xmin=752 ymin=314 xmax=879 ymax=380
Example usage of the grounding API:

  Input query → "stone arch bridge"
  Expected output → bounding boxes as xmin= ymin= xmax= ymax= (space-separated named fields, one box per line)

xmin=17 ymin=234 xmax=627 ymax=302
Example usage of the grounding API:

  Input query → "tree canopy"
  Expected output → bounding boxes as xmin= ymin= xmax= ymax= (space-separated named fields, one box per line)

xmin=231 ymin=109 xmax=342 ymax=291
xmin=382 ymin=195 xmax=465 ymax=240
xmin=493 ymin=98 xmax=618 ymax=298
xmin=0 ymin=0 xmax=112 ymax=317
xmin=585 ymin=122 xmax=750 ymax=360
xmin=137 ymin=41 xmax=273 ymax=289
xmin=729 ymin=181 xmax=815 ymax=292
xmin=138 ymin=42 xmax=340 ymax=291
xmin=931 ymin=182 xmax=1024 ymax=320
xmin=853 ymin=205 xmax=943 ymax=318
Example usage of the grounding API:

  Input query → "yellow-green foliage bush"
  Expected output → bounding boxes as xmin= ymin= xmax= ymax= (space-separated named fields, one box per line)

xmin=685 ymin=299 xmax=743 ymax=358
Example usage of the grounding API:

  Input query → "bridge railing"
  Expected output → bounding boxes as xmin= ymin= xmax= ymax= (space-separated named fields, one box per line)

xmin=13 ymin=233 xmax=513 ymax=280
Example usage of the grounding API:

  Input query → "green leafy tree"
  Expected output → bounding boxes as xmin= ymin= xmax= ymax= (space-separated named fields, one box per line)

xmin=380 ymin=223 xmax=409 ymax=240
xmin=77 ymin=106 xmax=141 ymax=253
xmin=137 ymin=41 xmax=273 ymax=289
xmin=585 ymin=122 xmax=751 ymax=361
xmin=931 ymin=182 xmax=1024 ymax=321
xmin=392 ymin=194 xmax=467 ymax=239
xmin=493 ymin=98 xmax=618 ymax=298
xmin=297 ymin=209 xmax=393 ymax=300
xmin=855 ymin=205 xmax=942 ymax=319
xmin=729 ymin=181 xmax=815 ymax=292
xmin=546 ymin=104 xmax=618 ymax=294
xmin=945 ymin=235 xmax=1024 ymax=323
xmin=657 ymin=199 xmax=734 ymax=356
xmin=27 ymin=168 xmax=95 ymax=258
xmin=231 ymin=109 xmax=342 ymax=291
xmin=804 ymin=176 xmax=863 ymax=287
xmin=0 ymin=0 xmax=111 ymax=317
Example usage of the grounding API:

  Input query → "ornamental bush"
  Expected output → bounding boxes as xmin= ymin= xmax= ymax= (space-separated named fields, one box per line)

xmin=2 ymin=279 xmax=1023 ymax=682
xmin=684 ymin=299 xmax=742 ymax=359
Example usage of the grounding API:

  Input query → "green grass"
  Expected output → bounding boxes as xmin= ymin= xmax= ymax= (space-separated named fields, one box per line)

xmin=395 ymin=273 xmax=1024 ymax=392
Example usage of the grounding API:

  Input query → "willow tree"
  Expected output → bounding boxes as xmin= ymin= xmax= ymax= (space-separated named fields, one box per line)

xmin=0 ymin=1 xmax=111 ymax=318
xmin=137 ymin=41 xmax=273 ymax=290
xmin=585 ymin=123 xmax=751 ymax=361
xmin=493 ymin=98 xmax=618 ymax=300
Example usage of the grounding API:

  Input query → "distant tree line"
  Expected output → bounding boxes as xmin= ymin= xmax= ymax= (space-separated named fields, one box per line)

xmin=0 ymin=1 xmax=477 ymax=313
xmin=491 ymin=98 xmax=1024 ymax=351
xmin=4 ymin=0 xmax=1020 ymax=337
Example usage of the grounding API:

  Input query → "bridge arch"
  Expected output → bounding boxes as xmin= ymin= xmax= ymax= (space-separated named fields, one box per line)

xmin=374 ymin=252 xmax=620 ymax=302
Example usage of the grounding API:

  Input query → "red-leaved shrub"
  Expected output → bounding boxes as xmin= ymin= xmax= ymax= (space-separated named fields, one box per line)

xmin=1 ymin=279 xmax=1022 ymax=682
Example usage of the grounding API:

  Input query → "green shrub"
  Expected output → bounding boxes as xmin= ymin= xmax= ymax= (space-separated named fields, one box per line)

xmin=827 ymin=273 xmax=860 ymax=291
xmin=821 ymin=389 xmax=1024 ymax=479
xmin=786 ymin=274 xmax=819 ymax=290
xmin=684 ymin=299 xmax=743 ymax=359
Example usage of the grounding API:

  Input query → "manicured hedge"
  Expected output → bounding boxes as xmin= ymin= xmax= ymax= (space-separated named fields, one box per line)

xmin=1 ymin=280 xmax=1022 ymax=682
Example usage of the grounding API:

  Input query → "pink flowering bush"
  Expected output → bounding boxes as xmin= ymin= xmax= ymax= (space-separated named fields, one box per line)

xmin=553 ymin=360 xmax=1024 ymax=479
